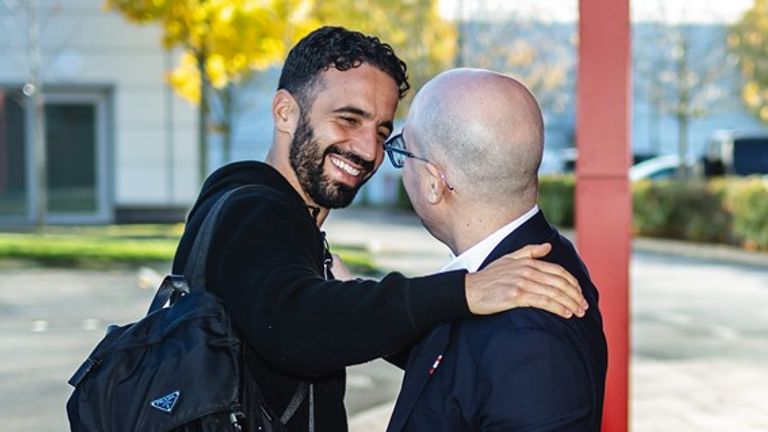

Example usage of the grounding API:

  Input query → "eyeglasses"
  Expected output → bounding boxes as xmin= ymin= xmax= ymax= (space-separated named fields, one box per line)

xmin=383 ymin=130 xmax=454 ymax=191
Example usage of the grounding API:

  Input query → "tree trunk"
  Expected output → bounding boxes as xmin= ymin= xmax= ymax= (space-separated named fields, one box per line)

xmin=27 ymin=0 xmax=47 ymax=230
xmin=197 ymin=50 xmax=209 ymax=184
xmin=676 ymin=112 xmax=689 ymax=178
xmin=221 ymin=84 xmax=234 ymax=163
xmin=675 ymin=35 xmax=690 ymax=179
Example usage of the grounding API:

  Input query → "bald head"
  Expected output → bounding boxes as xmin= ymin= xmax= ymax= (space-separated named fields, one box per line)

xmin=406 ymin=68 xmax=544 ymax=207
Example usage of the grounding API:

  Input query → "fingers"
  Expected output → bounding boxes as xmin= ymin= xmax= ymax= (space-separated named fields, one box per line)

xmin=515 ymin=258 xmax=588 ymax=313
xmin=501 ymin=252 xmax=582 ymax=294
xmin=504 ymin=244 xmax=581 ymax=296
xmin=510 ymin=276 xmax=586 ymax=318
xmin=520 ymin=257 xmax=583 ymax=296
xmin=508 ymin=243 xmax=552 ymax=260
xmin=464 ymin=254 xmax=588 ymax=318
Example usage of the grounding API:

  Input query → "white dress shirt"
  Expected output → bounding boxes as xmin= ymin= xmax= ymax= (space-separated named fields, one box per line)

xmin=440 ymin=205 xmax=540 ymax=273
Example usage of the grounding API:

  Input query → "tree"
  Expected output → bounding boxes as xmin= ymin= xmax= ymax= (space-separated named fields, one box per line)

xmin=104 ymin=0 xmax=318 ymax=181
xmin=634 ymin=3 xmax=735 ymax=176
xmin=106 ymin=0 xmax=455 ymax=179
xmin=729 ymin=0 xmax=768 ymax=124
xmin=1 ymin=0 xmax=58 ymax=228
xmin=448 ymin=7 xmax=576 ymax=149
xmin=457 ymin=17 xmax=575 ymax=119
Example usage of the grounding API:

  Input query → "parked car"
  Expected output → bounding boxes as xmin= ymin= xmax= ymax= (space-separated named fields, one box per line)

xmin=706 ymin=130 xmax=768 ymax=176
xmin=629 ymin=155 xmax=698 ymax=181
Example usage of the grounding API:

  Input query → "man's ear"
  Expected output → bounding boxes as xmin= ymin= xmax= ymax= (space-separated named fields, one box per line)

xmin=424 ymin=163 xmax=447 ymax=205
xmin=272 ymin=89 xmax=300 ymax=136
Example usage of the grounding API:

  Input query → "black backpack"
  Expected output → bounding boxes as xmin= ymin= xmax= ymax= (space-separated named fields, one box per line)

xmin=66 ymin=186 xmax=308 ymax=432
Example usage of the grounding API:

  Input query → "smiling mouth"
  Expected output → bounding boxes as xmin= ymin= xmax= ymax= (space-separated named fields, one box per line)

xmin=330 ymin=155 xmax=362 ymax=177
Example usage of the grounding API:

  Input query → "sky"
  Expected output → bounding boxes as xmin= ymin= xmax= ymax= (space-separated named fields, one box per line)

xmin=439 ymin=0 xmax=756 ymax=24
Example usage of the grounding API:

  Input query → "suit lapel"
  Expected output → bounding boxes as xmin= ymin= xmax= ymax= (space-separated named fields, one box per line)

xmin=386 ymin=323 xmax=451 ymax=432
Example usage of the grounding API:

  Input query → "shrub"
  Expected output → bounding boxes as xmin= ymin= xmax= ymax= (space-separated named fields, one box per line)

xmin=393 ymin=174 xmax=768 ymax=251
xmin=538 ymin=175 xmax=575 ymax=228
xmin=723 ymin=177 xmax=768 ymax=250
xmin=632 ymin=179 xmax=732 ymax=243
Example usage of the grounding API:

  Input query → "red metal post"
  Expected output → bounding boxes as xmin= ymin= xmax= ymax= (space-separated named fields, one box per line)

xmin=576 ymin=1 xmax=632 ymax=431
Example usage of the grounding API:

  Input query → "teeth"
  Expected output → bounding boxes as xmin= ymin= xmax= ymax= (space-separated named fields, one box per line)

xmin=331 ymin=157 xmax=361 ymax=176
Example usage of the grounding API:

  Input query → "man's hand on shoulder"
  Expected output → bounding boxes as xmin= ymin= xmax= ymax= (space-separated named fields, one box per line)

xmin=464 ymin=243 xmax=588 ymax=318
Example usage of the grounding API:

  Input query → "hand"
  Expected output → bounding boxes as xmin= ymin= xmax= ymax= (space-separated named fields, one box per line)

xmin=331 ymin=253 xmax=353 ymax=281
xmin=464 ymin=243 xmax=587 ymax=318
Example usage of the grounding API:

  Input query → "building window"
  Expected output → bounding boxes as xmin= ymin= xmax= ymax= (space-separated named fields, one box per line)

xmin=0 ymin=87 xmax=109 ymax=224
xmin=0 ymin=89 xmax=27 ymax=218
xmin=46 ymin=102 xmax=98 ymax=214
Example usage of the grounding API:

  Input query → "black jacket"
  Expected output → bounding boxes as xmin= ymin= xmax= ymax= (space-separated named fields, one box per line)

xmin=172 ymin=161 xmax=471 ymax=432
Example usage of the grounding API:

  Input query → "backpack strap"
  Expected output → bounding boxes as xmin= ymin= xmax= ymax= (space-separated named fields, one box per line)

xmin=183 ymin=185 xmax=250 ymax=292
xmin=280 ymin=383 xmax=308 ymax=424
xmin=146 ymin=186 xmax=250 ymax=313
xmin=278 ymin=383 xmax=314 ymax=431
xmin=308 ymin=383 xmax=315 ymax=432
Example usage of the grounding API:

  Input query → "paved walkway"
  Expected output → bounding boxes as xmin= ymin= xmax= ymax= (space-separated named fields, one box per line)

xmin=325 ymin=208 xmax=768 ymax=432
xmin=1 ymin=207 xmax=767 ymax=430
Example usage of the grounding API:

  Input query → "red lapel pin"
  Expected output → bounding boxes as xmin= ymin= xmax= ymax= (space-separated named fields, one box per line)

xmin=428 ymin=354 xmax=444 ymax=376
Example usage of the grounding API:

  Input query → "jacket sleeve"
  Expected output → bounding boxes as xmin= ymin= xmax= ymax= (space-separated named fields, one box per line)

xmin=474 ymin=325 xmax=595 ymax=431
xmin=210 ymin=192 xmax=472 ymax=376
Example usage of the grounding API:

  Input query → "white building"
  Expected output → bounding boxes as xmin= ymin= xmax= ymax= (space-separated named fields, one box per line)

xmin=3 ymin=2 xmax=768 ymax=225
xmin=0 ymin=0 xmax=199 ymax=224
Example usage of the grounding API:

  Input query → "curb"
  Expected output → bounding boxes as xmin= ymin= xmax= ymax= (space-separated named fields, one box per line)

xmin=631 ymin=236 xmax=768 ymax=267
xmin=558 ymin=228 xmax=768 ymax=267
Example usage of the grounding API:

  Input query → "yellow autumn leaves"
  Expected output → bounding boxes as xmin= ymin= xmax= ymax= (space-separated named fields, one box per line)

xmin=105 ymin=0 xmax=319 ymax=103
xmin=730 ymin=0 xmax=768 ymax=122
xmin=105 ymin=0 xmax=456 ymax=108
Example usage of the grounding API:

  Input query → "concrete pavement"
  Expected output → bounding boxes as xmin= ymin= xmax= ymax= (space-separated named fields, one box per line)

xmin=1 ymin=207 xmax=767 ymax=431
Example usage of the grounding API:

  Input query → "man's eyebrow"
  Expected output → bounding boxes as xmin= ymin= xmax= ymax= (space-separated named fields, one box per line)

xmin=333 ymin=106 xmax=371 ymax=118
xmin=333 ymin=106 xmax=393 ymax=133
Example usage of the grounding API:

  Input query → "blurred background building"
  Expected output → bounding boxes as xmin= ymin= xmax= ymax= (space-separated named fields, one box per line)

xmin=1 ymin=0 xmax=766 ymax=224
xmin=0 ymin=0 xmax=199 ymax=225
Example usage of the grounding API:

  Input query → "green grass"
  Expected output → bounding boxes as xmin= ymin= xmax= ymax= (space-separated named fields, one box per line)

xmin=0 ymin=225 xmax=379 ymax=274
xmin=329 ymin=245 xmax=380 ymax=276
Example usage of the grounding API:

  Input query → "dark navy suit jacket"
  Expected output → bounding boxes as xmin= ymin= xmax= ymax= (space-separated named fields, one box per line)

xmin=387 ymin=211 xmax=608 ymax=431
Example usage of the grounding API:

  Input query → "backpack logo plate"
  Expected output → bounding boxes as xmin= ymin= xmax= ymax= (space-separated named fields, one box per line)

xmin=150 ymin=390 xmax=180 ymax=413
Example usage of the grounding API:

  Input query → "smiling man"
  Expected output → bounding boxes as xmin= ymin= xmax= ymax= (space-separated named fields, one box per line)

xmin=273 ymin=62 xmax=397 ymax=212
xmin=172 ymin=27 xmax=588 ymax=432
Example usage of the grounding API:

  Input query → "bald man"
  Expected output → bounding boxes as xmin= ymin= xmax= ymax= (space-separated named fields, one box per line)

xmin=384 ymin=69 xmax=608 ymax=431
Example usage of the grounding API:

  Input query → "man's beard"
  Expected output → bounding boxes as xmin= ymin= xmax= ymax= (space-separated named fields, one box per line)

xmin=289 ymin=112 xmax=375 ymax=209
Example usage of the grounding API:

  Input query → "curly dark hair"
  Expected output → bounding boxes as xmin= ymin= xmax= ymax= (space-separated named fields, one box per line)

xmin=278 ymin=26 xmax=410 ymax=111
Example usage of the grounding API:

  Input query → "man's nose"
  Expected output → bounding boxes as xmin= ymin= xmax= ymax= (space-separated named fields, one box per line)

xmin=348 ymin=126 xmax=381 ymax=163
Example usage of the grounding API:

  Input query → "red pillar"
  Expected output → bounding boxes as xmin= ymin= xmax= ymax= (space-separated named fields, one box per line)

xmin=576 ymin=1 xmax=632 ymax=431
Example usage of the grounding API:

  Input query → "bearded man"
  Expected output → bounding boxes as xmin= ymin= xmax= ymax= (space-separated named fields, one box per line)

xmin=172 ymin=26 xmax=588 ymax=432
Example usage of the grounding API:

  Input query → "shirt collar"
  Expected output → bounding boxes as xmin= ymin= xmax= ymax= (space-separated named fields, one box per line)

xmin=440 ymin=205 xmax=539 ymax=273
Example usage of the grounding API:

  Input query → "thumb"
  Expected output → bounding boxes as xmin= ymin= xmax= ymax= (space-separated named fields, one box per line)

xmin=508 ymin=242 xmax=552 ymax=260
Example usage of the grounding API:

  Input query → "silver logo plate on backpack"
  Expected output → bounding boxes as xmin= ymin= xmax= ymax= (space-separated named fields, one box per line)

xmin=150 ymin=390 xmax=180 ymax=413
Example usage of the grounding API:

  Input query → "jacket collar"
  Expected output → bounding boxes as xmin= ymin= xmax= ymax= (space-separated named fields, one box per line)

xmin=478 ymin=210 xmax=557 ymax=271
